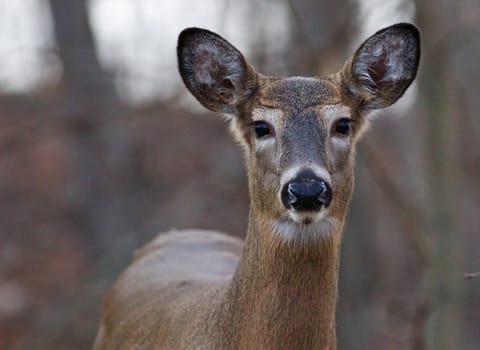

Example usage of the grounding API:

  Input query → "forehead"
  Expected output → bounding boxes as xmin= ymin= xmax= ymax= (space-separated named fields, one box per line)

xmin=258 ymin=77 xmax=341 ymax=112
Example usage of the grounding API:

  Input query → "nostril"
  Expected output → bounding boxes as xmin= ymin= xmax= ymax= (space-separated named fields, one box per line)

xmin=287 ymin=185 xmax=299 ymax=205
xmin=318 ymin=181 xmax=333 ymax=208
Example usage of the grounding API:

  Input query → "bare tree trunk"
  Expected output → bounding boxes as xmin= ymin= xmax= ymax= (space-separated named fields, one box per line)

xmin=49 ymin=0 xmax=132 ymax=257
xmin=50 ymin=0 xmax=114 ymax=100
xmin=285 ymin=0 xmax=355 ymax=75
xmin=416 ymin=0 xmax=464 ymax=348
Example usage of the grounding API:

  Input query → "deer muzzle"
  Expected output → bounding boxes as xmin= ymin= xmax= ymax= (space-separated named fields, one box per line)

xmin=281 ymin=170 xmax=332 ymax=212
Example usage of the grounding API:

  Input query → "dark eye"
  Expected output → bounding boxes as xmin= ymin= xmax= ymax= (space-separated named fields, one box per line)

xmin=250 ymin=121 xmax=273 ymax=139
xmin=334 ymin=118 xmax=353 ymax=136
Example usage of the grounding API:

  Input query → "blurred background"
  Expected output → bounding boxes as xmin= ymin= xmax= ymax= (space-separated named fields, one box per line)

xmin=0 ymin=0 xmax=479 ymax=349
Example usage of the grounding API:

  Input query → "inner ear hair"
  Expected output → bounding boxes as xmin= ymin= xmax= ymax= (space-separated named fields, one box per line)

xmin=345 ymin=23 xmax=420 ymax=110
xmin=177 ymin=28 xmax=258 ymax=113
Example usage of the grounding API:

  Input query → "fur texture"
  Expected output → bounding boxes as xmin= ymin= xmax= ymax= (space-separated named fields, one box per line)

xmin=94 ymin=23 xmax=420 ymax=350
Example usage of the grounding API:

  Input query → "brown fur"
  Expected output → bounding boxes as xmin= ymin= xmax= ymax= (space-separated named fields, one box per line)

xmin=94 ymin=23 xmax=420 ymax=349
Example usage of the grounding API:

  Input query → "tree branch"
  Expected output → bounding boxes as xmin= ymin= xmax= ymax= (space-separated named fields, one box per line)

xmin=464 ymin=272 xmax=480 ymax=280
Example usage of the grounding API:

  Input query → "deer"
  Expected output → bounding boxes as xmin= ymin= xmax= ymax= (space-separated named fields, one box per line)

xmin=93 ymin=23 xmax=420 ymax=350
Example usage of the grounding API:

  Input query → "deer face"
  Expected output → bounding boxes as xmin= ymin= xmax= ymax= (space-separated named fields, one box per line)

xmin=177 ymin=24 xmax=420 ymax=241
xmin=242 ymin=78 xmax=360 ymax=240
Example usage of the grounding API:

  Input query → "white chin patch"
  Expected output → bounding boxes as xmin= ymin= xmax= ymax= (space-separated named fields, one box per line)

xmin=288 ymin=210 xmax=328 ymax=225
xmin=271 ymin=210 xmax=340 ymax=243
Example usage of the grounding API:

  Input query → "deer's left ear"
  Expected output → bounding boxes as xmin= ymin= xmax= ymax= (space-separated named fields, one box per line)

xmin=177 ymin=28 xmax=258 ymax=113
xmin=341 ymin=23 xmax=420 ymax=110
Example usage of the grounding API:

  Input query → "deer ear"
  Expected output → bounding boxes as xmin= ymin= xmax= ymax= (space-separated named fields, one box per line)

xmin=177 ymin=28 xmax=257 ymax=113
xmin=342 ymin=23 xmax=420 ymax=110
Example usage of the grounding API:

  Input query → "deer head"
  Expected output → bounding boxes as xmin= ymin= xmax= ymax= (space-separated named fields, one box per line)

xmin=177 ymin=23 xmax=420 ymax=243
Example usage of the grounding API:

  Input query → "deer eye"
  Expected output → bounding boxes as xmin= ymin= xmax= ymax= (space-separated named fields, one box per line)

xmin=250 ymin=121 xmax=274 ymax=139
xmin=333 ymin=118 xmax=353 ymax=136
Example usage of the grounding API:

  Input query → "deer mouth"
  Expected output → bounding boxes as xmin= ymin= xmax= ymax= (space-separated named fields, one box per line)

xmin=287 ymin=209 xmax=329 ymax=225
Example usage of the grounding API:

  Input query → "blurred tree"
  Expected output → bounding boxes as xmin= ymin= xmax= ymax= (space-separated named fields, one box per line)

xmin=50 ymin=0 xmax=113 ymax=99
xmin=49 ymin=0 xmax=137 ymax=259
xmin=416 ymin=0 xmax=465 ymax=348
xmin=286 ymin=0 xmax=355 ymax=75
xmin=0 ymin=1 xmax=138 ymax=348
xmin=49 ymin=0 xmax=115 ymax=251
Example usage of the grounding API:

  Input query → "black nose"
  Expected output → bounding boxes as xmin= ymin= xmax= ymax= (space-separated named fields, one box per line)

xmin=281 ymin=171 xmax=332 ymax=212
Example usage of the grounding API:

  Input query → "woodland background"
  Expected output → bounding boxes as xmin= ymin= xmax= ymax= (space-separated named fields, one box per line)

xmin=0 ymin=0 xmax=479 ymax=349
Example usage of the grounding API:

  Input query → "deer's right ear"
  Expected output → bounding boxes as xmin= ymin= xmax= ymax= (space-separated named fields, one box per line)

xmin=177 ymin=28 xmax=258 ymax=113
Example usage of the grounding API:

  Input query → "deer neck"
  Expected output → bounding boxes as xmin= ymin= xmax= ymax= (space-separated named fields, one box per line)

xmin=219 ymin=210 xmax=343 ymax=349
